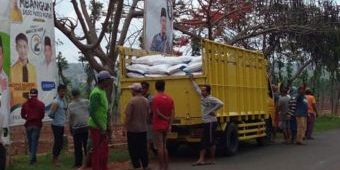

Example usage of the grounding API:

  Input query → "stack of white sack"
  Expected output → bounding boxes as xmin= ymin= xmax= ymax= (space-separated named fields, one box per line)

xmin=125 ymin=55 xmax=203 ymax=78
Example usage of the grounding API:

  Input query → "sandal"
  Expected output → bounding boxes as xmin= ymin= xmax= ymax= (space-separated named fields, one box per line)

xmin=192 ymin=161 xmax=208 ymax=166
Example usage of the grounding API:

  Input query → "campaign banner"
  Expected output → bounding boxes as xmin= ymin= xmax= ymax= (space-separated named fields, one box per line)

xmin=144 ymin=0 xmax=173 ymax=54
xmin=9 ymin=0 xmax=57 ymax=126
xmin=0 ymin=0 xmax=11 ymax=144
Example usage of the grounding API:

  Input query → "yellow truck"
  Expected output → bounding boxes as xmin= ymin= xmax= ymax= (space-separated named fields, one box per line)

xmin=118 ymin=39 xmax=270 ymax=156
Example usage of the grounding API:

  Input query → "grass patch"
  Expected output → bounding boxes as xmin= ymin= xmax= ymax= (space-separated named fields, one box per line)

xmin=314 ymin=115 xmax=340 ymax=133
xmin=7 ymin=146 xmax=129 ymax=170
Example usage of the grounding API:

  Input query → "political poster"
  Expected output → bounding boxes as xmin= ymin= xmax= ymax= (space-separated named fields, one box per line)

xmin=0 ymin=0 xmax=11 ymax=144
xmin=9 ymin=0 xmax=57 ymax=126
xmin=144 ymin=0 xmax=173 ymax=54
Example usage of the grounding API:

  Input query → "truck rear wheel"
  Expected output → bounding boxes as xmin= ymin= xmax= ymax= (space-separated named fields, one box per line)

xmin=223 ymin=123 xmax=239 ymax=156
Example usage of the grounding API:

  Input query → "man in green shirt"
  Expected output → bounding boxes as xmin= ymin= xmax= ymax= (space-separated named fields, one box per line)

xmin=88 ymin=70 xmax=113 ymax=170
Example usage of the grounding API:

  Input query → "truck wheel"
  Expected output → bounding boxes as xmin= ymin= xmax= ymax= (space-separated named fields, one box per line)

xmin=256 ymin=119 xmax=271 ymax=146
xmin=223 ymin=123 xmax=239 ymax=156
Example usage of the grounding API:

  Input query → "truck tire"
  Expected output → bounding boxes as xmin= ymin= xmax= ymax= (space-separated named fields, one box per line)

xmin=223 ymin=123 xmax=239 ymax=156
xmin=256 ymin=119 xmax=271 ymax=146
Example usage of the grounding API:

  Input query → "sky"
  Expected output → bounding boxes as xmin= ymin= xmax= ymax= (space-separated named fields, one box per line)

xmin=54 ymin=0 xmax=144 ymax=63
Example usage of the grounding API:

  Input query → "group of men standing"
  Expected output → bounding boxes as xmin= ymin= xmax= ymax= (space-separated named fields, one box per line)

xmin=18 ymin=70 xmax=114 ymax=170
xmin=124 ymin=75 xmax=224 ymax=170
xmin=11 ymin=69 xmax=226 ymax=170
xmin=272 ymin=85 xmax=318 ymax=145
xmin=124 ymin=80 xmax=174 ymax=170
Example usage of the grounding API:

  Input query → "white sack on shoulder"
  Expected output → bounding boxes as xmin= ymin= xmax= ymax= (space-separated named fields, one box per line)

xmin=183 ymin=62 xmax=202 ymax=73
xmin=126 ymin=64 xmax=150 ymax=74
xmin=167 ymin=63 xmax=187 ymax=74
xmin=148 ymin=64 xmax=171 ymax=74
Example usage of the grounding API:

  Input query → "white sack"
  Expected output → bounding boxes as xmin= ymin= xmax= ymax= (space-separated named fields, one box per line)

xmin=183 ymin=62 xmax=202 ymax=73
xmin=126 ymin=64 xmax=150 ymax=75
xmin=167 ymin=63 xmax=187 ymax=74
xmin=126 ymin=72 xmax=145 ymax=78
xmin=189 ymin=56 xmax=202 ymax=64
xmin=148 ymin=64 xmax=171 ymax=74
xmin=132 ymin=55 xmax=192 ymax=66
xmin=145 ymin=74 xmax=167 ymax=78
xmin=171 ymin=71 xmax=187 ymax=76
xmin=132 ymin=54 xmax=163 ymax=65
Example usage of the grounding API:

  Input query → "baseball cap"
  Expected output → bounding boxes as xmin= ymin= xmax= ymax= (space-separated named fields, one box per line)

xmin=97 ymin=70 xmax=114 ymax=81
xmin=29 ymin=88 xmax=38 ymax=97
xmin=128 ymin=83 xmax=142 ymax=91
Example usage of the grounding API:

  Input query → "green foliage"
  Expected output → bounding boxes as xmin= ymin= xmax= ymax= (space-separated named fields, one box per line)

xmin=314 ymin=115 xmax=340 ymax=133
xmin=89 ymin=0 xmax=104 ymax=22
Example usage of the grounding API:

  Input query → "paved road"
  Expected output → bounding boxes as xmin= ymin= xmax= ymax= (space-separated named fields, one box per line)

xmin=167 ymin=129 xmax=340 ymax=170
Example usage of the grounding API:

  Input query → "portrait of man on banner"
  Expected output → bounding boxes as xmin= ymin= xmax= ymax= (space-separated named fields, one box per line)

xmin=144 ymin=0 xmax=173 ymax=54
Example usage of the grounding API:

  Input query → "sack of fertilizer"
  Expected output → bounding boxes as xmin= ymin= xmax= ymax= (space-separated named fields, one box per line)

xmin=167 ymin=63 xmax=188 ymax=74
xmin=147 ymin=64 xmax=170 ymax=74
xmin=170 ymin=71 xmax=187 ymax=76
xmin=189 ymin=56 xmax=202 ymax=64
xmin=132 ymin=54 xmax=163 ymax=66
xmin=126 ymin=64 xmax=149 ymax=75
xmin=145 ymin=74 xmax=167 ymax=78
xmin=126 ymin=72 xmax=145 ymax=78
xmin=183 ymin=62 xmax=202 ymax=73
xmin=132 ymin=55 xmax=192 ymax=66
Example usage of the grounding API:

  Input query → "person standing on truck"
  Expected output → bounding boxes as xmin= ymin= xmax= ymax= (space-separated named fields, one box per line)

xmin=141 ymin=81 xmax=157 ymax=155
xmin=152 ymin=80 xmax=175 ymax=170
xmin=88 ymin=70 xmax=113 ymax=170
xmin=189 ymin=75 xmax=224 ymax=166
xmin=21 ymin=88 xmax=45 ymax=165
xmin=124 ymin=82 xmax=151 ymax=170
xmin=305 ymin=88 xmax=318 ymax=140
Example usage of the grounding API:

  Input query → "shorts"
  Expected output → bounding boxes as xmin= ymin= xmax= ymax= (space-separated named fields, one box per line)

xmin=279 ymin=120 xmax=290 ymax=129
xmin=152 ymin=129 xmax=168 ymax=150
xmin=200 ymin=122 xmax=217 ymax=150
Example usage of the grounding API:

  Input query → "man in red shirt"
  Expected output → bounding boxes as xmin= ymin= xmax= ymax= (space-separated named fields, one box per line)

xmin=21 ymin=88 xmax=45 ymax=164
xmin=152 ymin=80 xmax=175 ymax=170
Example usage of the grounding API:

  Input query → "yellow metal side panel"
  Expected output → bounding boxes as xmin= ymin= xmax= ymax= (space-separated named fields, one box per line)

xmin=202 ymin=40 xmax=268 ymax=117
xmin=118 ymin=40 xmax=269 ymax=126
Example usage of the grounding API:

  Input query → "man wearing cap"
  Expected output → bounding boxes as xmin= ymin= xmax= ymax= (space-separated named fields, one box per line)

xmin=124 ymin=83 xmax=151 ymax=170
xmin=88 ymin=70 xmax=113 ymax=170
xmin=67 ymin=88 xmax=89 ymax=168
xmin=21 ymin=88 xmax=45 ymax=164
